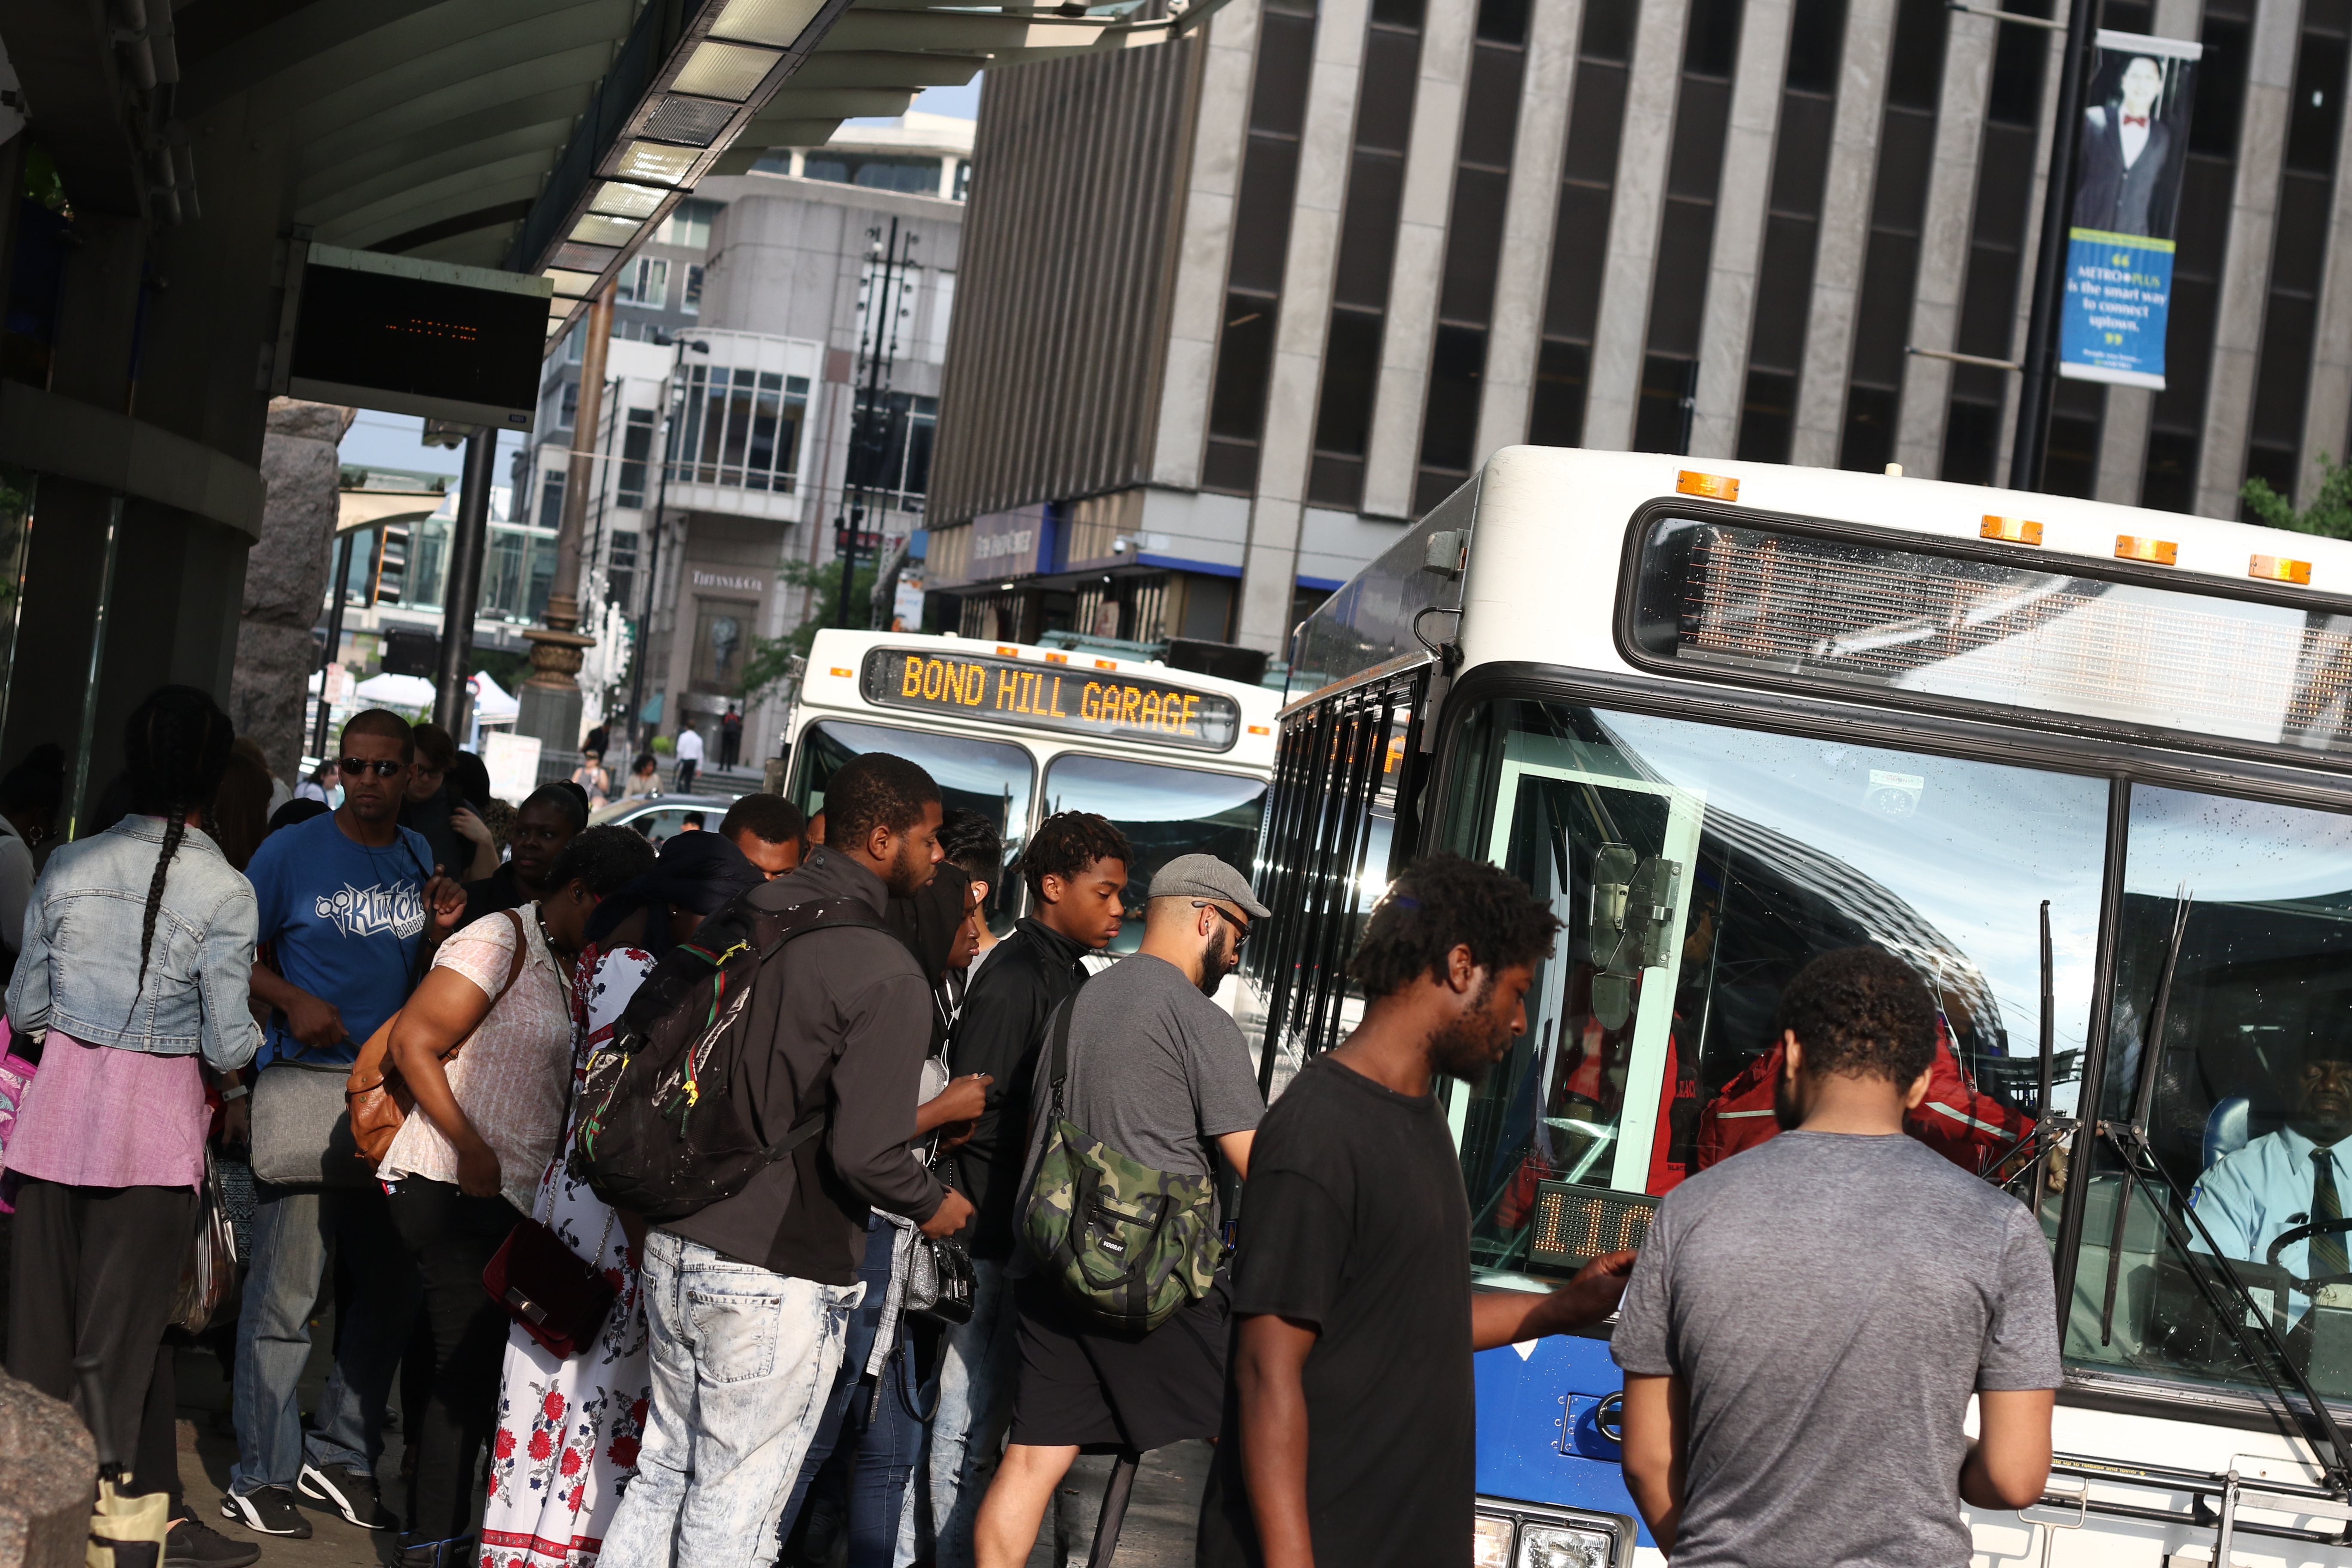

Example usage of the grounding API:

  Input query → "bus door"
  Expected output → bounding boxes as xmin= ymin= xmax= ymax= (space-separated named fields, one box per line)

xmin=1468 ymin=728 xmax=1706 ymax=1243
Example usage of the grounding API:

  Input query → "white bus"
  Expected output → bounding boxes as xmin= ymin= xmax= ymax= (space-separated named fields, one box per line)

xmin=1242 ymin=445 xmax=2352 ymax=1568
xmin=785 ymin=628 xmax=1281 ymax=946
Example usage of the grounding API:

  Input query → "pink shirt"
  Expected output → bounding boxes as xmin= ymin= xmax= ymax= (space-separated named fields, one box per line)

xmin=5 ymin=1032 xmax=207 ymax=1190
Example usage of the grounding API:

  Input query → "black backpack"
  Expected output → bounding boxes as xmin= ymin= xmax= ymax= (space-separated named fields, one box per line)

xmin=570 ymin=893 xmax=892 ymax=1223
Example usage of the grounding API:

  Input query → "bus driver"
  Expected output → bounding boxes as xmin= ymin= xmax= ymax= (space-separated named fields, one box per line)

xmin=2192 ymin=1042 xmax=2352 ymax=1327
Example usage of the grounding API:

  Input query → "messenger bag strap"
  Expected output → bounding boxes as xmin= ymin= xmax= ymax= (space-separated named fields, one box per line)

xmin=1046 ymin=998 xmax=1076 ymax=1124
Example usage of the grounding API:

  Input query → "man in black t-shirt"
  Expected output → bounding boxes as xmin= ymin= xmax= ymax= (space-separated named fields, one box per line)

xmin=1197 ymin=854 xmax=1635 ymax=1568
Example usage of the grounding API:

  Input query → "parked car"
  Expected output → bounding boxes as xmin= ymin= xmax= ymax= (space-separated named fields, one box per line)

xmin=586 ymin=793 xmax=738 ymax=844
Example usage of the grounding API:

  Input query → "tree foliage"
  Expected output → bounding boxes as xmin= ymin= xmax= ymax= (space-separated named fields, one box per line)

xmin=736 ymin=555 xmax=879 ymax=700
xmin=2242 ymin=452 xmax=2352 ymax=540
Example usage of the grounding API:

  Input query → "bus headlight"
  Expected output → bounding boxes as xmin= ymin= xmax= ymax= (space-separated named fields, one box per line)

xmin=1517 ymin=1523 xmax=1614 ymax=1568
xmin=1473 ymin=1512 xmax=1515 ymax=1568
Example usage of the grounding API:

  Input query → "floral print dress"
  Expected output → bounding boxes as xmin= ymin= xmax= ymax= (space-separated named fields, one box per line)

xmin=478 ymin=944 xmax=658 ymax=1568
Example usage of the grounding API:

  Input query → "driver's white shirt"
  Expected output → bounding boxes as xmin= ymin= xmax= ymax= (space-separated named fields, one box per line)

xmin=2193 ymin=1125 xmax=2352 ymax=1295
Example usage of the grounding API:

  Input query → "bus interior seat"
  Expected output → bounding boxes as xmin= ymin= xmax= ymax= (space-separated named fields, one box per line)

xmin=2203 ymin=1097 xmax=2251 ymax=1171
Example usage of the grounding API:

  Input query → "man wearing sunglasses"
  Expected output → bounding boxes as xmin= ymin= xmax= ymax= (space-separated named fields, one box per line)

xmin=225 ymin=710 xmax=469 ymax=1544
xmin=972 ymin=856 xmax=1270 ymax=1567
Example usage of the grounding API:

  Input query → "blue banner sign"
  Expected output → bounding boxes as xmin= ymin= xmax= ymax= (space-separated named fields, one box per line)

xmin=2058 ymin=31 xmax=2203 ymax=390
xmin=2061 ymin=231 xmax=2174 ymax=389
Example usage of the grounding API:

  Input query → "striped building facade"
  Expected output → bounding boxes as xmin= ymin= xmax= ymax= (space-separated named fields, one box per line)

xmin=925 ymin=0 xmax=2352 ymax=654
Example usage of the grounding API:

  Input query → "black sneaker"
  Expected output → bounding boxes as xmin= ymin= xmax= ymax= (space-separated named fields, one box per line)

xmin=300 ymin=1461 xmax=399 ymax=1529
xmin=218 ymin=1485 xmax=312 ymax=1538
xmin=168 ymin=1512 xmax=263 ymax=1566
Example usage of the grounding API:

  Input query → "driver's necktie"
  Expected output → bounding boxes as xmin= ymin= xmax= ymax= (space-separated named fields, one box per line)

xmin=2314 ymin=1148 xmax=2348 ymax=1277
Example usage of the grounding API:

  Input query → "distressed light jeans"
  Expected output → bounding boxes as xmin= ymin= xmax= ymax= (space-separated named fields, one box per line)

xmin=600 ymin=1229 xmax=864 ymax=1568
xmin=927 ymin=1255 xmax=1021 ymax=1568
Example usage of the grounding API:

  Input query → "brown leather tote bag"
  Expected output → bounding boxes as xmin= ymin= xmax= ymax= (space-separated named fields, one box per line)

xmin=345 ymin=909 xmax=528 ymax=1168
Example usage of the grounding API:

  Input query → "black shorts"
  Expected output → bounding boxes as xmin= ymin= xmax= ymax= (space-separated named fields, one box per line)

xmin=1006 ymin=1271 xmax=1231 ymax=1452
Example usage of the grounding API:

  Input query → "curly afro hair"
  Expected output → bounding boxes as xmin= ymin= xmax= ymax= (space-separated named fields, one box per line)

xmin=1017 ymin=811 xmax=1133 ymax=900
xmin=1347 ymin=852 xmax=1561 ymax=1000
xmin=1774 ymin=947 xmax=1939 ymax=1084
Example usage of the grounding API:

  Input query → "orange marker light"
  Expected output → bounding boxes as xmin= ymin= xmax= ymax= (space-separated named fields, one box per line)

xmin=828 ymin=667 xmax=852 ymax=678
xmin=1676 ymin=470 xmax=1740 ymax=502
xmin=1045 ymin=652 xmax=1069 ymax=664
xmin=1247 ymin=725 xmax=1271 ymax=736
xmin=995 ymin=646 xmax=1019 ymax=658
xmin=1980 ymin=516 xmax=2044 ymax=545
xmin=2251 ymin=553 xmax=2313 ymax=585
xmin=2115 ymin=536 xmax=2178 ymax=565
xmin=1094 ymin=658 xmax=1118 ymax=670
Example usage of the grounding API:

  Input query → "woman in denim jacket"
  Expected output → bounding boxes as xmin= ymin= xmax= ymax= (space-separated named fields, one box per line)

xmin=4 ymin=685 xmax=261 ymax=1568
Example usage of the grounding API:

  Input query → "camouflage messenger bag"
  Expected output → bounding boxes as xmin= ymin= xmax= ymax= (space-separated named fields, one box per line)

xmin=1020 ymin=998 xmax=1222 ymax=1334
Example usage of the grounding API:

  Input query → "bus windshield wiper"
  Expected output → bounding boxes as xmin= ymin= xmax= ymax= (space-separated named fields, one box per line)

xmin=2100 ymin=889 xmax=2191 ymax=1346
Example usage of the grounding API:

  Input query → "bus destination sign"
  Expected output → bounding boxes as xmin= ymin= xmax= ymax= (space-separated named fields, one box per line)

xmin=862 ymin=648 xmax=1241 ymax=753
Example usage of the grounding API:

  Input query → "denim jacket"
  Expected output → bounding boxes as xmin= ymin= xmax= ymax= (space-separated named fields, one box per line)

xmin=6 ymin=817 xmax=261 ymax=1071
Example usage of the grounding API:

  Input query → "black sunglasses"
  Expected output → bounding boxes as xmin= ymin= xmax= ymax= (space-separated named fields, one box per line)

xmin=337 ymin=756 xmax=406 ymax=778
xmin=1193 ymin=900 xmax=1252 ymax=947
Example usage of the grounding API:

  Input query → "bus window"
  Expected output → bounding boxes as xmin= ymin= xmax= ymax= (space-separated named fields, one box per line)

xmin=1041 ymin=752 xmax=1268 ymax=955
xmin=1441 ymin=697 xmax=2107 ymax=1287
xmin=794 ymin=718 xmax=1035 ymax=924
xmin=2069 ymin=786 xmax=2352 ymax=1405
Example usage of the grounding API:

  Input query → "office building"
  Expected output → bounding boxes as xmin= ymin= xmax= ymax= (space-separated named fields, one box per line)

xmin=926 ymin=0 xmax=2352 ymax=652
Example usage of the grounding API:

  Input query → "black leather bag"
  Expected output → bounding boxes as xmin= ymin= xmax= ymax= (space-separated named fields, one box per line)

xmin=904 ymin=1228 xmax=975 ymax=1326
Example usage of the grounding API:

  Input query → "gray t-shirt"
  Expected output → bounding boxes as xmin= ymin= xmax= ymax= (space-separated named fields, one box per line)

xmin=1022 ymin=952 xmax=1265 ymax=1217
xmin=1611 ymin=1129 xmax=2061 ymax=1568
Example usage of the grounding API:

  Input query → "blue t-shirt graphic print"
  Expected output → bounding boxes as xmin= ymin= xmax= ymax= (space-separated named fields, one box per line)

xmin=247 ymin=812 xmax=437 ymax=1066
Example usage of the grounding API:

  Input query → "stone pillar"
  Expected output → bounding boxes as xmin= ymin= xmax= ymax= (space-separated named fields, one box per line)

xmin=230 ymin=398 xmax=351 ymax=783
xmin=0 ymin=1371 xmax=98 ymax=1568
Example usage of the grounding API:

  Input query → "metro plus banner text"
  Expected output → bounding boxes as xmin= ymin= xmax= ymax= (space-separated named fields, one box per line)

xmin=2059 ymin=31 xmax=2202 ymax=389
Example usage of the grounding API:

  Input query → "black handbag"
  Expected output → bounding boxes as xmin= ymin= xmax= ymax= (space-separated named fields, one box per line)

xmin=903 ymin=1226 xmax=975 ymax=1326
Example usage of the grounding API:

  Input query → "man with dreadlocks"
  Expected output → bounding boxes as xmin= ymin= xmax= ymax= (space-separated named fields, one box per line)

xmin=225 ymin=708 xmax=467 ymax=1544
xmin=4 ymin=685 xmax=266 ymax=1567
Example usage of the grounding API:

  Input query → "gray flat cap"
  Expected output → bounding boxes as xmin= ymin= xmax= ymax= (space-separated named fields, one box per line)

xmin=1149 ymin=854 xmax=1270 ymax=919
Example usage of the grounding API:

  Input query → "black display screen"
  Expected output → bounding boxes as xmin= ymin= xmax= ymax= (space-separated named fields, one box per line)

xmin=290 ymin=257 xmax=546 ymax=422
xmin=861 ymin=647 xmax=1242 ymax=753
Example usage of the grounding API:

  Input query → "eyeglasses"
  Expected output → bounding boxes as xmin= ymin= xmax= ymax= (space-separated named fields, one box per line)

xmin=337 ymin=757 xmax=406 ymax=778
xmin=1193 ymin=900 xmax=1252 ymax=948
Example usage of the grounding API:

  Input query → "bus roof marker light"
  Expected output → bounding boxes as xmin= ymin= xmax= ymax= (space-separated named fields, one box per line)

xmin=1044 ymin=652 xmax=1069 ymax=664
xmin=828 ymin=667 xmax=851 ymax=678
xmin=1675 ymin=470 xmax=1740 ymax=501
xmin=2251 ymin=553 xmax=2312 ymax=585
xmin=2116 ymin=535 xmax=2179 ymax=565
xmin=995 ymin=646 xmax=1018 ymax=658
xmin=1094 ymin=658 xmax=1118 ymax=670
xmin=1980 ymin=516 xmax=2044 ymax=545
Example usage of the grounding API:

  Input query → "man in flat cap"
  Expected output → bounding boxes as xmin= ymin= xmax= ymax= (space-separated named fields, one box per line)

xmin=967 ymin=856 xmax=1271 ymax=1567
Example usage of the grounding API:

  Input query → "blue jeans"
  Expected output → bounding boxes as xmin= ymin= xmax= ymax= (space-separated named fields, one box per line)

xmin=231 ymin=1182 xmax=422 ymax=1496
xmin=602 ymin=1229 xmax=864 ymax=1568
xmin=928 ymin=1255 xmax=1019 ymax=1568
xmin=780 ymin=1220 xmax=934 ymax=1568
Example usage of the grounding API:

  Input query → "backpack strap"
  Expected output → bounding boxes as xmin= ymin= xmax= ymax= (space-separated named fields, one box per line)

xmin=1045 ymin=997 xmax=1076 ymax=1123
xmin=716 ymin=897 xmax=901 ymax=1168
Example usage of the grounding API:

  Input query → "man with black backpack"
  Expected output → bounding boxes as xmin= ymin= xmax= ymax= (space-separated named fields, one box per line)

xmin=598 ymin=753 xmax=974 ymax=1566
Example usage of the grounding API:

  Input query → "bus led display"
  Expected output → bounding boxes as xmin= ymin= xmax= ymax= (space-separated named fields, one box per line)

xmin=861 ymin=647 xmax=1241 ymax=752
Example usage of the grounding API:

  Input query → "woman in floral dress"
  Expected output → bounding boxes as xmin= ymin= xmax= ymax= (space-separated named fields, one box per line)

xmin=478 ymin=833 xmax=766 ymax=1568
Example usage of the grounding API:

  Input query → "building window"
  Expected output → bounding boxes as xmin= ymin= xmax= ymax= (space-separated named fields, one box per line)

xmin=620 ymin=256 xmax=669 ymax=307
xmin=1736 ymin=0 xmax=1847 ymax=461
xmin=1530 ymin=0 xmax=1638 ymax=450
xmin=482 ymin=526 xmax=560 ymax=621
xmin=608 ymin=529 xmax=640 ymax=613
xmin=1310 ymin=0 xmax=1425 ymax=508
xmin=691 ymin=601 xmax=754 ymax=692
xmin=802 ymin=152 xmax=947 ymax=193
xmin=684 ymin=265 xmax=705 ymax=314
xmin=660 ymin=197 xmax=721 ymax=249
xmin=952 ymin=159 xmax=972 ymax=200
xmin=560 ymin=380 xmax=579 ymax=428
xmin=847 ymin=391 xmax=940 ymax=506
xmin=923 ymin=271 xmax=956 ymax=364
xmin=618 ymin=408 xmax=656 ymax=507
xmin=1202 ymin=0 xmax=1321 ymax=495
xmin=671 ymin=366 xmax=812 ymax=492
xmin=536 ymin=469 xmax=565 ymax=532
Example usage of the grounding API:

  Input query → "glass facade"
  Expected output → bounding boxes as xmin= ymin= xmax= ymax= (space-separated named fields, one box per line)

xmin=670 ymin=365 xmax=811 ymax=492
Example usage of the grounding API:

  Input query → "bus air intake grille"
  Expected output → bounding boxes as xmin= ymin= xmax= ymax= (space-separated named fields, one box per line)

xmin=1528 ymin=1183 xmax=1657 ymax=1272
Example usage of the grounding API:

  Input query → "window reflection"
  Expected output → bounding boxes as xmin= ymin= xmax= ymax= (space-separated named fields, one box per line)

xmin=1444 ymin=698 xmax=2106 ymax=1285
xmin=2072 ymin=785 xmax=2352 ymax=1401
xmin=1042 ymin=753 xmax=1267 ymax=955
xmin=794 ymin=720 xmax=1034 ymax=930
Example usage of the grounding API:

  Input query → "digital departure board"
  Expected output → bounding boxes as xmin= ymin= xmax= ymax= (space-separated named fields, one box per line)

xmin=862 ymin=648 xmax=1242 ymax=752
xmin=285 ymin=245 xmax=550 ymax=430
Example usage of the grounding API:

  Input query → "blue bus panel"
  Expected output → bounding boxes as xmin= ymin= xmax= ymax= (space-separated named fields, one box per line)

xmin=1473 ymin=1333 xmax=1654 ymax=1550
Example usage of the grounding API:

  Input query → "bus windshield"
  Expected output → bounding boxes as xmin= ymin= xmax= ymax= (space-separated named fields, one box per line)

xmin=1041 ymin=752 xmax=1268 ymax=955
xmin=1441 ymin=695 xmax=2107 ymax=1288
xmin=796 ymin=717 xmax=1035 ymax=873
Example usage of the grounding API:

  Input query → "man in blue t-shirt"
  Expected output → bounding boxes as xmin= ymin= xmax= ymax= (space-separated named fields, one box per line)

xmin=224 ymin=710 xmax=466 ymax=1545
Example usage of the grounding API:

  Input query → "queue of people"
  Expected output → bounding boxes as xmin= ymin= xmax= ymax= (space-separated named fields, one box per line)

xmin=0 ymin=689 xmax=2063 ymax=1568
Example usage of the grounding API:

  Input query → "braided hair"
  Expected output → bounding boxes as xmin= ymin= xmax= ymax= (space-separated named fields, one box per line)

xmin=124 ymin=686 xmax=234 ymax=1014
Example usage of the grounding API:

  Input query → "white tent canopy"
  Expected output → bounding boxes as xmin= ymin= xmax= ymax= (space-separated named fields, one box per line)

xmin=470 ymin=670 xmax=519 ymax=722
xmin=350 ymin=672 xmax=437 ymax=710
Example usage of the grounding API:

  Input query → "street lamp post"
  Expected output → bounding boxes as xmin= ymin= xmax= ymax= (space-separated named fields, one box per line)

xmin=2008 ymin=0 xmax=2106 ymax=492
xmin=517 ymin=284 xmax=614 ymax=751
xmin=627 ymin=332 xmax=708 ymax=751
